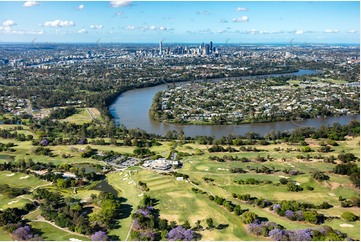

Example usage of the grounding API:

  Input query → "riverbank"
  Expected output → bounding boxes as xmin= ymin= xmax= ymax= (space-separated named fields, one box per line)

xmin=156 ymin=114 xmax=360 ymax=126
xmin=109 ymin=69 xmax=359 ymax=138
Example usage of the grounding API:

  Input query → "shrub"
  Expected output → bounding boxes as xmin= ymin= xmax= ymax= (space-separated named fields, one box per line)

xmin=240 ymin=211 xmax=258 ymax=224
xmin=341 ymin=212 xmax=358 ymax=222
xmin=91 ymin=231 xmax=108 ymax=241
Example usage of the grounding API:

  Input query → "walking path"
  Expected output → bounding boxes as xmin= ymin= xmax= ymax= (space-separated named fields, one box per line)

xmin=125 ymin=221 xmax=134 ymax=241
xmin=189 ymin=180 xmax=214 ymax=196
xmin=30 ymin=182 xmax=53 ymax=192
xmin=34 ymin=215 xmax=88 ymax=238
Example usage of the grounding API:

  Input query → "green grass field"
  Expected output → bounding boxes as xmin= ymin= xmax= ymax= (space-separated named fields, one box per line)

xmin=0 ymin=228 xmax=11 ymax=241
xmin=0 ymin=171 xmax=49 ymax=189
xmin=127 ymin=170 xmax=261 ymax=240
xmin=0 ymin=128 xmax=359 ymax=241
xmin=106 ymin=171 xmax=142 ymax=240
xmin=30 ymin=221 xmax=89 ymax=241
xmin=62 ymin=108 xmax=102 ymax=125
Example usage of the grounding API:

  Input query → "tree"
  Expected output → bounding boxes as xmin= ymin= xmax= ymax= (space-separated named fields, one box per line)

xmin=303 ymin=211 xmax=319 ymax=224
xmin=182 ymin=220 xmax=191 ymax=229
xmin=12 ymin=226 xmax=39 ymax=241
xmin=166 ymin=226 xmax=194 ymax=241
xmin=240 ymin=211 xmax=258 ymax=224
xmin=312 ymin=171 xmax=330 ymax=181
xmin=279 ymin=178 xmax=288 ymax=185
xmin=91 ymin=231 xmax=108 ymax=241
xmin=341 ymin=212 xmax=358 ymax=222
xmin=40 ymin=139 xmax=49 ymax=146
xmin=194 ymin=220 xmax=202 ymax=230
xmin=158 ymin=219 xmax=168 ymax=230
xmin=206 ymin=218 xmax=214 ymax=229
xmin=287 ymin=181 xmax=303 ymax=192
xmin=338 ymin=153 xmax=357 ymax=163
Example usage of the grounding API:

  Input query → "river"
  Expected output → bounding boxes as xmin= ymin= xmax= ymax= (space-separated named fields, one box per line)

xmin=109 ymin=70 xmax=359 ymax=138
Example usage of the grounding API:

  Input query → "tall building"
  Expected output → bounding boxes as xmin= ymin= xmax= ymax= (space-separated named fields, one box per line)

xmin=209 ymin=41 xmax=213 ymax=54
xmin=159 ymin=42 xmax=163 ymax=55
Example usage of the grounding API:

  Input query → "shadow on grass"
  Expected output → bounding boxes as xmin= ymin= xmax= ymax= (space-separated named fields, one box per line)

xmin=118 ymin=203 xmax=133 ymax=220
xmin=216 ymin=223 xmax=229 ymax=230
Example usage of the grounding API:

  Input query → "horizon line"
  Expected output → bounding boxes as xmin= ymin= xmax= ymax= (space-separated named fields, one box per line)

xmin=0 ymin=41 xmax=359 ymax=45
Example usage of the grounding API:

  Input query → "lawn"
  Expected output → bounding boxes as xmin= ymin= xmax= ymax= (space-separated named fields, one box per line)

xmin=0 ymin=196 xmax=30 ymax=210
xmin=323 ymin=219 xmax=360 ymax=240
xmin=129 ymin=170 xmax=261 ymax=240
xmin=106 ymin=171 xmax=142 ymax=240
xmin=0 ymin=228 xmax=11 ymax=241
xmin=0 ymin=171 xmax=49 ymax=189
xmin=62 ymin=108 xmax=92 ymax=125
xmin=30 ymin=221 xmax=90 ymax=241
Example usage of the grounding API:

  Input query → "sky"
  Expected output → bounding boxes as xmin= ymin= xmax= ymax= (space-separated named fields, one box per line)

xmin=0 ymin=1 xmax=359 ymax=44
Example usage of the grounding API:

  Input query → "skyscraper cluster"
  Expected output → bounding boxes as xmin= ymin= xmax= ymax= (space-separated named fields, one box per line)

xmin=157 ymin=41 xmax=218 ymax=57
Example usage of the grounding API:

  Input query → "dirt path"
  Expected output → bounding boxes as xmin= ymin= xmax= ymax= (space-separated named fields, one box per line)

xmin=189 ymin=180 xmax=214 ymax=197
xmin=34 ymin=216 xmax=88 ymax=238
xmin=31 ymin=182 xmax=53 ymax=192
xmin=25 ymin=206 xmax=40 ymax=216
xmin=86 ymin=108 xmax=96 ymax=120
xmin=19 ymin=195 xmax=36 ymax=202
xmin=125 ymin=221 xmax=134 ymax=241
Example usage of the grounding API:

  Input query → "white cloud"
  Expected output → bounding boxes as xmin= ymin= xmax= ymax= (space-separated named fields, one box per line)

xmin=90 ymin=24 xmax=103 ymax=29
xmin=0 ymin=26 xmax=12 ymax=32
xmin=78 ymin=29 xmax=88 ymax=34
xmin=2 ymin=20 xmax=17 ymax=27
xmin=159 ymin=25 xmax=173 ymax=31
xmin=149 ymin=25 xmax=156 ymax=30
xmin=324 ymin=29 xmax=339 ymax=33
xmin=232 ymin=16 xmax=249 ymax=22
xmin=43 ymin=20 xmax=75 ymax=27
xmin=110 ymin=0 xmax=130 ymax=8
xmin=295 ymin=30 xmax=304 ymax=35
xmin=220 ymin=19 xmax=228 ymax=23
xmin=0 ymin=27 xmax=44 ymax=35
xmin=23 ymin=1 xmax=39 ymax=7
xmin=348 ymin=29 xmax=357 ymax=33
xmin=77 ymin=4 xmax=85 ymax=10
xmin=196 ymin=11 xmax=210 ymax=15
xmin=125 ymin=25 xmax=135 ymax=30
xmin=235 ymin=7 xmax=247 ymax=11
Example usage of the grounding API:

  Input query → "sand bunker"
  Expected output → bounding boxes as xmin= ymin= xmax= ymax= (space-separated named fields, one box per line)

xmin=69 ymin=238 xmax=82 ymax=241
xmin=340 ymin=224 xmax=354 ymax=228
xmin=288 ymin=163 xmax=295 ymax=168
xmin=278 ymin=175 xmax=289 ymax=179
xmin=138 ymin=193 xmax=144 ymax=197
xmin=20 ymin=175 xmax=29 ymax=179
xmin=6 ymin=173 xmax=15 ymax=177
xmin=127 ymin=181 xmax=133 ymax=185
xmin=8 ymin=200 xmax=18 ymax=205
xmin=189 ymin=161 xmax=193 ymax=164
xmin=122 ymin=178 xmax=127 ymax=181
xmin=328 ymin=193 xmax=336 ymax=197
xmin=217 ymin=168 xmax=228 ymax=171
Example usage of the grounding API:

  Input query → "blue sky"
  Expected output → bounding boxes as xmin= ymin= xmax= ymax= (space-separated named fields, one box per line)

xmin=0 ymin=1 xmax=359 ymax=43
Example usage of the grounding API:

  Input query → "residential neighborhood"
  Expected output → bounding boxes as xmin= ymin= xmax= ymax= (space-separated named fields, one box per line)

xmin=152 ymin=78 xmax=359 ymax=125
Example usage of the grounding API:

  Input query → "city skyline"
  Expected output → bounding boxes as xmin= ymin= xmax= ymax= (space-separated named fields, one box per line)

xmin=0 ymin=1 xmax=359 ymax=44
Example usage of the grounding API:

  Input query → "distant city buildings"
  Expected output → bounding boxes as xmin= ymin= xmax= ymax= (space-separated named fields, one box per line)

xmin=157 ymin=41 xmax=219 ymax=57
